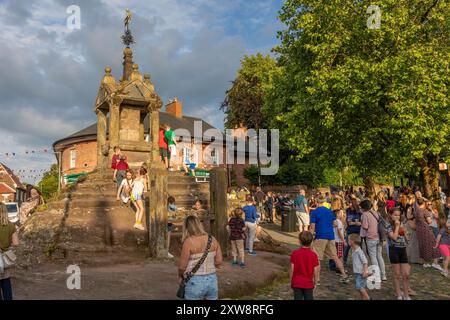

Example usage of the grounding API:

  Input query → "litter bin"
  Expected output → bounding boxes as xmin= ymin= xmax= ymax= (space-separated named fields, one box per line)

xmin=281 ymin=206 xmax=297 ymax=232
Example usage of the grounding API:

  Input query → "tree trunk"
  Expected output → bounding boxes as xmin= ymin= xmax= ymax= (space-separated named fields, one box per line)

xmin=419 ymin=156 xmax=446 ymax=222
xmin=363 ymin=175 xmax=376 ymax=200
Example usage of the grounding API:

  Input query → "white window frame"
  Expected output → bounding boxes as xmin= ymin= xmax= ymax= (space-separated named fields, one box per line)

xmin=211 ymin=149 xmax=219 ymax=165
xmin=70 ymin=150 xmax=77 ymax=169
xmin=183 ymin=146 xmax=191 ymax=164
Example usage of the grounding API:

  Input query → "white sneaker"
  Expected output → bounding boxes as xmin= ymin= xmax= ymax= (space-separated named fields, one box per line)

xmin=404 ymin=296 xmax=412 ymax=300
xmin=397 ymin=296 xmax=403 ymax=300
xmin=431 ymin=263 xmax=444 ymax=272
xmin=253 ymin=238 xmax=260 ymax=242
xmin=168 ymin=252 xmax=174 ymax=259
xmin=423 ymin=263 xmax=432 ymax=268
xmin=441 ymin=270 xmax=449 ymax=278
xmin=137 ymin=223 xmax=145 ymax=231
xmin=134 ymin=223 xmax=145 ymax=231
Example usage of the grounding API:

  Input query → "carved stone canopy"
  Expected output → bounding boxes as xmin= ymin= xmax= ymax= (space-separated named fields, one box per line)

xmin=94 ymin=64 xmax=160 ymax=113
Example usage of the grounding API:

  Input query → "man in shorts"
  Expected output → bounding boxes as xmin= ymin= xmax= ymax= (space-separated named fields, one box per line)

xmin=309 ymin=196 xmax=349 ymax=284
xmin=159 ymin=124 xmax=169 ymax=169
xmin=294 ymin=188 xmax=310 ymax=232
xmin=164 ymin=124 xmax=177 ymax=171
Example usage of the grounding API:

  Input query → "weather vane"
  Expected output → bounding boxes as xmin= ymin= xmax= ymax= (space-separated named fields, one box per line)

xmin=121 ymin=8 xmax=135 ymax=47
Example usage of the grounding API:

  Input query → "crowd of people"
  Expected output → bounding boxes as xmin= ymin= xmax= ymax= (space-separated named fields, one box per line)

xmin=178 ymin=183 xmax=449 ymax=300
xmin=288 ymin=186 xmax=450 ymax=300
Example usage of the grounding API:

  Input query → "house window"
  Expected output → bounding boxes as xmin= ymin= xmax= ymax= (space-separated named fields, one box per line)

xmin=211 ymin=149 xmax=219 ymax=165
xmin=183 ymin=147 xmax=191 ymax=164
xmin=70 ymin=150 xmax=77 ymax=169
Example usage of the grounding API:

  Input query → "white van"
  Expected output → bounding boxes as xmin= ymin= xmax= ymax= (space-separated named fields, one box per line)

xmin=5 ymin=202 xmax=19 ymax=224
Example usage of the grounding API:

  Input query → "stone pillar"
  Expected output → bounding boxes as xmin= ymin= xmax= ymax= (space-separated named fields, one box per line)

xmin=96 ymin=109 xmax=107 ymax=169
xmin=122 ymin=47 xmax=133 ymax=81
xmin=148 ymin=98 xmax=168 ymax=258
xmin=150 ymin=108 xmax=160 ymax=163
xmin=108 ymin=100 xmax=121 ymax=160
xmin=148 ymin=165 xmax=168 ymax=258
xmin=140 ymin=113 xmax=145 ymax=142
xmin=210 ymin=167 xmax=229 ymax=256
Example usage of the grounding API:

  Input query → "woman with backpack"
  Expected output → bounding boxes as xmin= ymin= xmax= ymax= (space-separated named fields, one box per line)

xmin=178 ymin=215 xmax=223 ymax=300
xmin=0 ymin=203 xmax=19 ymax=300
xmin=360 ymin=199 xmax=387 ymax=281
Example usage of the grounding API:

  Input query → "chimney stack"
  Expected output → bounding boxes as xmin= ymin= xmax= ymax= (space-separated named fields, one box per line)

xmin=165 ymin=97 xmax=183 ymax=118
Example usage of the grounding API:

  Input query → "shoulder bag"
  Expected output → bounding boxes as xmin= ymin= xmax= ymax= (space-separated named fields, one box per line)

xmin=177 ymin=235 xmax=213 ymax=299
xmin=0 ymin=248 xmax=17 ymax=273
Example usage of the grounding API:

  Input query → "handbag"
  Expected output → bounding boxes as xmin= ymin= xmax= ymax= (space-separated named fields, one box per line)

xmin=0 ymin=249 xmax=16 ymax=273
xmin=177 ymin=235 xmax=212 ymax=299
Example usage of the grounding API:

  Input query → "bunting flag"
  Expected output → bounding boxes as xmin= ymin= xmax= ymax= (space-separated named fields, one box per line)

xmin=1 ymin=148 xmax=52 ymax=158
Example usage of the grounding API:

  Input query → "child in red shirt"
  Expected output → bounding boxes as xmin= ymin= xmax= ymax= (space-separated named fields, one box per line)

xmin=290 ymin=231 xmax=320 ymax=300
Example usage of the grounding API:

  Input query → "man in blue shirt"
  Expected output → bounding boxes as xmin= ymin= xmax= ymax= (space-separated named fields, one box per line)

xmin=309 ymin=197 xmax=349 ymax=283
xmin=294 ymin=189 xmax=310 ymax=232
xmin=243 ymin=195 xmax=259 ymax=256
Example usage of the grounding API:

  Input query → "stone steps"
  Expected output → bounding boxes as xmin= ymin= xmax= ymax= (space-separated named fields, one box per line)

xmin=48 ymin=198 xmax=128 ymax=210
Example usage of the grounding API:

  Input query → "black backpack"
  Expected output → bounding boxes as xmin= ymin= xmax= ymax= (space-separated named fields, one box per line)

xmin=370 ymin=210 xmax=387 ymax=241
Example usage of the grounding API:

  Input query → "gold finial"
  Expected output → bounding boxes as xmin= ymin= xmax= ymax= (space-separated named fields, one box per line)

xmin=144 ymin=73 xmax=155 ymax=92
xmin=124 ymin=9 xmax=132 ymax=30
xmin=101 ymin=66 xmax=116 ymax=86
xmin=130 ymin=63 xmax=142 ymax=81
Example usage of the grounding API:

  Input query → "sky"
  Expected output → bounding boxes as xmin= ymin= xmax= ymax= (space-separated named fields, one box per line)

xmin=0 ymin=0 xmax=284 ymax=184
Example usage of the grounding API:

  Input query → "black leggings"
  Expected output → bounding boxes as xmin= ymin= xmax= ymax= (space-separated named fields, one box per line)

xmin=0 ymin=278 xmax=13 ymax=300
xmin=293 ymin=288 xmax=314 ymax=300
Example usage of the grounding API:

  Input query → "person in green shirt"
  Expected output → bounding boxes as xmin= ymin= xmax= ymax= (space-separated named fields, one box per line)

xmin=0 ymin=202 xmax=19 ymax=300
xmin=164 ymin=124 xmax=177 ymax=171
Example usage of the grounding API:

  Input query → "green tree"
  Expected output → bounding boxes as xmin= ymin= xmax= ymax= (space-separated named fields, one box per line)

xmin=221 ymin=53 xmax=279 ymax=129
xmin=38 ymin=164 xmax=59 ymax=200
xmin=267 ymin=0 xmax=449 ymax=218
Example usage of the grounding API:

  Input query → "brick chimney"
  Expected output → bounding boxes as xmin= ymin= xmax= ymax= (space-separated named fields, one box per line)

xmin=165 ymin=97 xmax=183 ymax=118
xmin=232 ymin=124 xmax=248 ymax=139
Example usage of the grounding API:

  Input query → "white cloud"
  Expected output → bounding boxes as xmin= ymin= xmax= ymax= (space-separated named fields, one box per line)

xmin=0 ymin=0 xmax=281 ymax=180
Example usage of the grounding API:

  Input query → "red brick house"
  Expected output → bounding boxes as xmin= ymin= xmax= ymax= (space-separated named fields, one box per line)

xmin=0 ymin=163 xmax=27 ymax=204
xmin=52 ymin=100 xmax=258 ymax=187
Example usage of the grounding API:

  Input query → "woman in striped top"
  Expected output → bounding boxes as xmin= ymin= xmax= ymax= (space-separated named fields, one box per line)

xmin=178 ymin=215 xmax=223 ymax=300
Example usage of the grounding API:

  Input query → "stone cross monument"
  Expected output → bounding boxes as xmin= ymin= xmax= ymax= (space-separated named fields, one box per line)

xmin=93 ymin=10 xmax=169 ymax=258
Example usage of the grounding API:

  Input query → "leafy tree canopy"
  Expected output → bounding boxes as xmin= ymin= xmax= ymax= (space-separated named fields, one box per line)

xmin=266 ymin=0 xmax=449 ymax=200
xmin=221 ymin=53 xmax=281 ymax=130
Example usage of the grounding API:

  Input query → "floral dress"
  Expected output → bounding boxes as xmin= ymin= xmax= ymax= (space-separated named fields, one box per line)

xmin=414 ymin=208 xmax=440 ymax=262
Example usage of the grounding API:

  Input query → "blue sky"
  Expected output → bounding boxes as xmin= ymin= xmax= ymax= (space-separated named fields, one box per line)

xmin=0 ymin=0 xmax=284 ymax=183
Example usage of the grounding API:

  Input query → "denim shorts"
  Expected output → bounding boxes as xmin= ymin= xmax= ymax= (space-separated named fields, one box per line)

xmin=185 ymin=273 xmax=218 ymax=300
xmin=131 ymin=193 xmax=142 ymax=201
xmin=355 ymin=273 xmax=367 ymax=291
